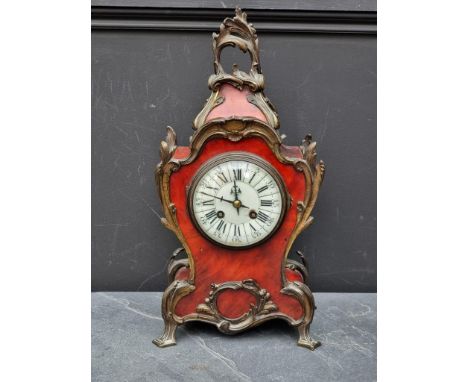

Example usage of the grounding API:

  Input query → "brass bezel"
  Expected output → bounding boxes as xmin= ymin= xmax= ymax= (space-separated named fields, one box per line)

xmin=187 ymin=152 xmax=290 ymax=250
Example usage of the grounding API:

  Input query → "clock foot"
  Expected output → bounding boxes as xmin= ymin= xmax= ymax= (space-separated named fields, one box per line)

xmin=155 ymin=279 xmax=195 ymax=348
xmin=297 ymin=322 xmax=321 ymax=351
xmin=153 ymin=320 xmax=178 ymax=348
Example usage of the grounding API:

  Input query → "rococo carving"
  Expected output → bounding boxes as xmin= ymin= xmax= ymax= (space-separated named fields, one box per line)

xmin=196 ymin=279 xmax=278 ymax=332
xmin=210 ymin=7 xmax=263 ymax=92
xmin=193 ymin=8 xmax=279 ymax=130
xmin=153 ymin=8 xmax=325 ymax=351
xmin=155 ymin=116 xmax=324 ymax=349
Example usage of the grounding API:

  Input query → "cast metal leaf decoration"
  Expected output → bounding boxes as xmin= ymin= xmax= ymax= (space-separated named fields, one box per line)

xmin=301 ymin=134 xmax=325 ymax=184
xmin=195 ymin=279 xmax=277 ymax=323
xmin=160 ymin=217 xmax=171 ymax=230
xmin=159 ymin=126 xmax=177 ymax=166
xmin=316 ymin=160 xmax=326 ymax=184
xmin=194 ymin=8 xmax=278 ymax=129
xmin=213 ymin=7 xmax=260 ymax=75
xmin=258 ymin=300 xmax=278 ymax=315
xmin=195 ymin=303 xmax=213 ymax=315
xmin=301 ymin=134 xmax=317 ymax=168
xmin=297 ymin=201 xmax=306 ymax=213
xmin=209 ymin=7 xmax=265 ymax=92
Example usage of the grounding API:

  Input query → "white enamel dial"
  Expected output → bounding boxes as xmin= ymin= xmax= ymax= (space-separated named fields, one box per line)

xmin=189 ymin=153 xmax=287 ymax=248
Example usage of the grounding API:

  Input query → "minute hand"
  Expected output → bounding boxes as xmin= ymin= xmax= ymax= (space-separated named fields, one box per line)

xmin=233 ymin=179 xmax=240 ymax=215
xmin=200 ymin=192 xmax=249 ymax=209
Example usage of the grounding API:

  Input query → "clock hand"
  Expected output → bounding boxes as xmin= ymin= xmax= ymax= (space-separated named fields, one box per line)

xmin=200 ymin=191 xmax=250 ymax=209
xmin=233 ymin=179 xmax=240 ymax=215
xmin=201 ymin=192 xmax=230 ymax=203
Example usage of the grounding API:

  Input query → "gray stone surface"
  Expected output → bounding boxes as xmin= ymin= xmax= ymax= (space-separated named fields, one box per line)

xmin=92 ymin=292 xmax=376 ymax=382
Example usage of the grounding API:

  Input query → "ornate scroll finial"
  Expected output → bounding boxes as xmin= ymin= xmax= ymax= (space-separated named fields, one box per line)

xmin=208 ymin=7 xmax=264 ymax=92
xmin=193 ymin=8 xmax=280 ymax=130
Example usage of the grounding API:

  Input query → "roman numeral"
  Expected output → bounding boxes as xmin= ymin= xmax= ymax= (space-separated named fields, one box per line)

xmin=233 ymin=225 xmax=241 ymax=236
xmin=216 ymin=220 xmax=225 ymax=231
xmin=205 ymin=186 xmax=219 ymax=191
xmin=257 ymin=211 xmax=270 ymax=223
xmin=260 ymin=200 xmax=273 ymax=207
xmin=202 ymin=199 xmax=215 ymax=205
xmin=205 ymin=210 xmax=216 ymax=219
xmin=249 ymin=223 xmax=257 ymax=231
xmin=233 ymin=168 xmax=242 ymax=181
xmin=217 ymin=172 xmax=228 ymax=183
xmin=257 ymin=185 xmax=268 ymax=194
xmin=249 ymin=173 xmax=256 ymax=184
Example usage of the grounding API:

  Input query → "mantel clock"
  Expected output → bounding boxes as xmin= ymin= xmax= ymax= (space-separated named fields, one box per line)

xmin=154 ymin=8 xmax=325 ymax=350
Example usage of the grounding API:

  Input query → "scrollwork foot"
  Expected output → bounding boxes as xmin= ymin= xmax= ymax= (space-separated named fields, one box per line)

xmin=153 ymin=318 xmax=178 ymax=348
xmin=297 ymin=322 xmax=321 ymax=351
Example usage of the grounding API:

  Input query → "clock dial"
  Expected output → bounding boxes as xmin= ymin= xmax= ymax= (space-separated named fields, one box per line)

xmin=189 ymin=153 xmax=288 ymax=248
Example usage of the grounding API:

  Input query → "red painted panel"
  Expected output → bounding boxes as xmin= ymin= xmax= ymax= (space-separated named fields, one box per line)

xmin=173 ymin=146 xmax=190 ymax=160
xmin=285 ymin=268 xmax=304 ymax=283
xmin=176 ymin=267 xmax=303 ymax=284
xmin=170 ymin=137 xmax=306 ymax=321
xmin=174 ymin=267 xmax=189 ymax=281
xmin=216 ymin=289 xmax=257 ymax=319
xmin=206 ymin=84 xmax=267 ymax=122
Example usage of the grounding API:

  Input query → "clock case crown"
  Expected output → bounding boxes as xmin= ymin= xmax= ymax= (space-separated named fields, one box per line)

xmin=155 ymin=7 xmax=325 ymax=350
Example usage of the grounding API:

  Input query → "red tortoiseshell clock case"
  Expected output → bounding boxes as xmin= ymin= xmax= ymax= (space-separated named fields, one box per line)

xmin=154 ymin=8 xmax=325 ymax=350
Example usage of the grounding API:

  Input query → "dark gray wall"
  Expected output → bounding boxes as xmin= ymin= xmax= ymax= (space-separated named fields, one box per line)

xmin=91 ymin=1 xmax=376 ymax=292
